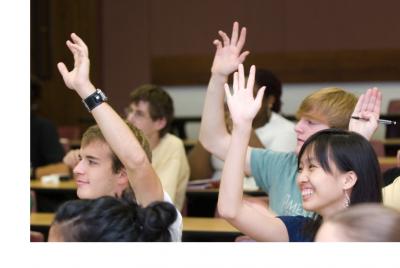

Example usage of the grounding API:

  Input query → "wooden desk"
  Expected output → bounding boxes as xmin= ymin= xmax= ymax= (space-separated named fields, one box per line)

xmin=31 ymin=212 xmax=54 ymax=227
xmin=378 ymin=157 xmax=397 ymax=166
xmin=30 ymin=213 xmax=240 ymax=242
xmin=30 ymin=213 xmax=238 ymax=233
xmin=382 ymin=138 xmax=400 ymax=146
xmin=30 ymin=179 xmax=77 ymax=191
xmin=378 ymin=157 xmax=398 ymax=173
xmin=31 ymin=179 xmax=77 ymax=212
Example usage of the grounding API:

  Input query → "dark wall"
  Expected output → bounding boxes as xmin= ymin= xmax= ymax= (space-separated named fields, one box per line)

xmin=31 ymin=0 xmax=400 ymax=128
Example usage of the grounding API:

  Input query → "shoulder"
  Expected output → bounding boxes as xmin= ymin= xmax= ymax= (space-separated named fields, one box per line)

xmin=160 ymin=134 xmax=184 ymax=147
xmin=251 ymin=148 xmax=297 ymax=163
xmin=269 ymin=112 xmax=295 ymax=128
xmin=277 ymin=216 xmax=313 ymax=242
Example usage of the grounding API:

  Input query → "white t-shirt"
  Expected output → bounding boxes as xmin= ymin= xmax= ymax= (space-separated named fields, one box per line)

xmin=163 ymin=191 xmax=183 ymax=242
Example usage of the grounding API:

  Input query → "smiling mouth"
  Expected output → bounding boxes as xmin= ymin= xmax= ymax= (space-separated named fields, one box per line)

xmin=301 ymin=189 xmax=314 ymax=201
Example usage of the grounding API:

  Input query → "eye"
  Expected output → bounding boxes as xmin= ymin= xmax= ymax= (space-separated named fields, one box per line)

xmin=88 ymin=159 xmax=98 ymax=165
xmin=308 ymin=163 xmax=318 ymax=170
xmin=307 ymin=120 xmax=317 ymax=125
xmin=297 ymin=166 xmax=303 ymax=173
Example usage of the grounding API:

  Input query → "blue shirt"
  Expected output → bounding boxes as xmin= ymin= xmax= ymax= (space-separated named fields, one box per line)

xmin=277 ymin=216 xmax=313 ymax=242
xmin=251 ymin=148 xmax=312 ymax=217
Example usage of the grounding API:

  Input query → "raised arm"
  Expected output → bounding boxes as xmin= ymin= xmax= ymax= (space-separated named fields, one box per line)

xmin=57 ymin=33 xmax=163 ymax=206
xmin=349 ymin=87 xmax=382 ymax=140
xmin=199 ymin=22 xmax=254 ymax=174
xmin=218 ymin=64 xmax=288 ymax=241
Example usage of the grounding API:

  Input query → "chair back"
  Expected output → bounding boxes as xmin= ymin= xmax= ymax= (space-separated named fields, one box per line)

xmin=386 ymin=99 xmax=400 ymax=138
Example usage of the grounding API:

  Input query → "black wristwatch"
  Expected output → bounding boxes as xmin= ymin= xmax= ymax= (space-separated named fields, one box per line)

xmin=82 ymin=89 xmax=108 ymax=112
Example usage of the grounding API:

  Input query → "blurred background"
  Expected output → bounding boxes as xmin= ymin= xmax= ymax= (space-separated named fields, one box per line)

xmin=31 ymin=0 xmax=400 ymax=140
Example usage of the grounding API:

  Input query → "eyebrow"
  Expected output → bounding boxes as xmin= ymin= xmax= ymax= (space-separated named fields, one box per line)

xmin=84 ymin=155 xmax=101 ymax=161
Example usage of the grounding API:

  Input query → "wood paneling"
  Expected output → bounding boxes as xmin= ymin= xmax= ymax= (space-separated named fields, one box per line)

xmin=152 ymin=50 xmax=400 ymax=85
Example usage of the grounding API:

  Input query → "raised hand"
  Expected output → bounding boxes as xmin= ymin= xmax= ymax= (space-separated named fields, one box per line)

xmin=224 ymin=64 xmax=266 ymax=128
xmin=349 ymin=87 xmax=382 ymax=140
xmin=57 ymin=33 xmax=92 ymax=92
xmin=211 ymin=21 xmax=249 ymax=77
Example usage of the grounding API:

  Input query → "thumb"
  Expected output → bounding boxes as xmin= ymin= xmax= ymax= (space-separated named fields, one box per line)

xmin=57 ymin=62 xmax=69 ymax=78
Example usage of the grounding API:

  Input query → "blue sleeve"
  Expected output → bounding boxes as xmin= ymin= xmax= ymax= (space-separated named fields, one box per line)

xmin=250 ymin=148 xmax=297 ymax=193
xmin=277 ymin=216 xmax=313 ymax=242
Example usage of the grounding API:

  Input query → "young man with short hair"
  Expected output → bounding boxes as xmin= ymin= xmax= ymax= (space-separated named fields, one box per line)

xmin=126 ymin=84 xmax=190 ymax=211
xmin=57 ymin=33 xmax=182 ymax=241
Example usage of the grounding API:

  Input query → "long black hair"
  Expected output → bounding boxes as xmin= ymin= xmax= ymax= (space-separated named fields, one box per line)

xmin=297 ymin=129 xmax=383 ymax=240
xmin=52 ymin=195 xmax=177 ymax=242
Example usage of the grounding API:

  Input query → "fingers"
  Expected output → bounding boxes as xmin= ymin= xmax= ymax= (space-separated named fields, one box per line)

xmin=230 ymin=21 xmax=239 ymax=45
xmin=365 ymin=88 xmax=377 ymax=113
xmin=353 ymin=93 xmax=364 ymax=115
xmin=218 ymin=30 xmax=230 ymax=47
xmin=224 ymin=83 xmax=232 ymax=100
xmin=371 ymin=87 xmax=382 ymax=116
xmin=255 ymin=86 xmax=266 ymax=107
xmin=213 ymin=39 xmax=222 ymax=51
xmin=238 ymin=51 xmax=250 ymax=63
xmin=236 ymin=26 xmax=247 ymax=51
xmin=238 ymin=64 xmax=245 ymax=91
xmin=66 ymin=40 xmax=80 ymax=65
xmin=70 ymin=33 xmax=89 ymax=56
xmin=246 ymin=65 xmax=256 ymax=91
xmin=233 ymin=71 xmax=239 ymax=95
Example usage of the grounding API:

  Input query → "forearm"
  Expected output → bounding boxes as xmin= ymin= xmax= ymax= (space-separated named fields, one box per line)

xmin=199 ymin=73 xmax=231 ymax=159
xmin=78 ymin=84 xmax=163 ymax=203
xmin=218 ymin=124 xmax=251 ymax=219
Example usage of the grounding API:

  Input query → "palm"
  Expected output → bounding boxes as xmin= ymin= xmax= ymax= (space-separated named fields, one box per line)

xmin=64 ymin=58 xmax=90 ymax=90
xmin=57 ymin=33 xmax=91 ymax=91
xmin=349 ymin=87 xmax=382 ymax=140
xmin=228 ymin=85 xmax=261 ymax=125
xmin=212 ymin=45 xmax=245 ymax=76
xmin=225 ymin=65 xmax=265 ymax=127
xmin=211 ymin=22 xmax=249 ymax=76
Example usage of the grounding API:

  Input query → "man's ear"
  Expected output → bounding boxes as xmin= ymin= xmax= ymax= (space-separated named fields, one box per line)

xmin=342 ymin=171 xmax=357 ymax=190
xmin=116 ymin=167 xmax=129 ymax=186
xmin=154 ymin=117 xmax=167 ymax=131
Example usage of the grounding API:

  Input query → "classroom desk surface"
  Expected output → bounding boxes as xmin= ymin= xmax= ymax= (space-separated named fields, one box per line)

xmin=378 ymin=157 xmax=397 ymax=165
xmin=30 ymin=213 xmax=239 ymax=234
xmin=30 ymin=179 xmax=77 ymax=190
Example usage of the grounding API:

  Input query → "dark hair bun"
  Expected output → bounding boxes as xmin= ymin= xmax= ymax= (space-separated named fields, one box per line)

xmin=136 ymin=201 xmax=177 ymax=242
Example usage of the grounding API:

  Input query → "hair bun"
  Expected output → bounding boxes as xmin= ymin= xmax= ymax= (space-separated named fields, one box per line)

xmin=137 ymin=201 xmax=177 ymax=241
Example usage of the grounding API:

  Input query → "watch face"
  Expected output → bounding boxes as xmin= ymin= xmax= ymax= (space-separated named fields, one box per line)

xmin=83 ymin=89 xmax=107 ymax=112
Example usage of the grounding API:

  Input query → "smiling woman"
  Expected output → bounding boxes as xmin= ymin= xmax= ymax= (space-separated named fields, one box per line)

xmin=216 ymin=63 xmax=383 ymax=242
xmin=290 ymin=128 xmax=383 ymax=240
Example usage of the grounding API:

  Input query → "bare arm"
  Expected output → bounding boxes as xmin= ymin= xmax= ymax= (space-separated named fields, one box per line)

xmin=57 ymin=33 xmax=163 ymax=206
xmin=217 ymin=65 xmax=288 ymax=241
xmin=199 ymin=21 xmax=254 ymax=175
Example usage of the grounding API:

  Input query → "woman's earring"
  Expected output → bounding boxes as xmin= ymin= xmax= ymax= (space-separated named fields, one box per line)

xmin=344 ymin=191 xmax=350 ymax=208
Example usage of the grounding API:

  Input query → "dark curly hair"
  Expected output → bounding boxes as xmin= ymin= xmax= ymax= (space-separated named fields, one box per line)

xmin=51 ymin=195 xmax=177 ymax=242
